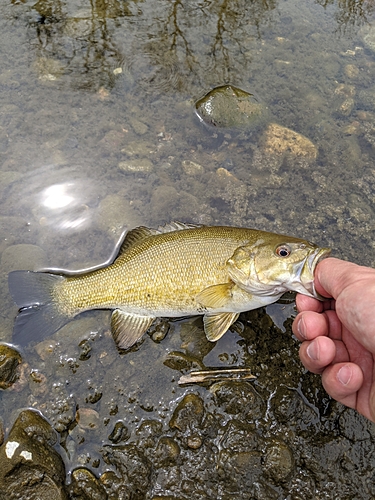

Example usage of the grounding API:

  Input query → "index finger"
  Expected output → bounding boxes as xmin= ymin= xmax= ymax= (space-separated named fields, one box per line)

xmin=295 ymin=293 xmax=324 ymax=313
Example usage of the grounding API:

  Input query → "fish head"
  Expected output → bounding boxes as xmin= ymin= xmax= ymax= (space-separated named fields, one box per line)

xmin=227 ymin=233 xmax=331 ymax=299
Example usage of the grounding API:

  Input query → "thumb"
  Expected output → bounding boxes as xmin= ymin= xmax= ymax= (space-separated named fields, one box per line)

xmin=314 ymin=258 xmax=375 ymax=300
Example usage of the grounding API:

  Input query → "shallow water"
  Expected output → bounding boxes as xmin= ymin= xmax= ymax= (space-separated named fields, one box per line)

xmin=1 ymin=0 xmax=375 ymax=497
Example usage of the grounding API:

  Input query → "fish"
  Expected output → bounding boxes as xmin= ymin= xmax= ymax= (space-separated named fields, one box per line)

xmin=8 ymin=222 xmax=331 ymax=349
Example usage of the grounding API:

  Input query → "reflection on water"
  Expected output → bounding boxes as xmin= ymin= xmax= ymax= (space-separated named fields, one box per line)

xmin=316 ymin=0 xmax=374 ymax=31
xmin=26 ymin=0 xmax=279 ymax=93
xmin=1 ymin=0 xmax=375 ymax=497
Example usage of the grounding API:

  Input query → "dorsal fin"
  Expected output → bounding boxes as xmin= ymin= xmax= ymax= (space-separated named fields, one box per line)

xmin=117 ymin=221 xmax=201 ymax=257
xmin=118 ymin=226 xmax=160 ymax=255
xmin=157 ymin=221 xmax=202 ymax=233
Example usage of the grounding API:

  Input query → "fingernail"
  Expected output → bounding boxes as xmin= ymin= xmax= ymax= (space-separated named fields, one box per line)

xmin=306 ymin=340 xmax=319 ymax=361
xmin=297 ymin=317 xmax=307 ymax=340
xmin=337 ymin=365 xmax=352 ymax=386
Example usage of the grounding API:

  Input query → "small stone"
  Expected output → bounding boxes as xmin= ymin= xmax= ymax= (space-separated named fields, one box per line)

xmin=264 ymin=440 xmax=294 ymax=481
xmin=148 ymin=320 xmax=170 ymax=342
xmin=163 ymin=351 xmax=204 ymax=372
xmin=99 ymin=129 xmax=127 ymax=152
xmin=339 ymin=98 xmax=355 ymax=117
xmin=216 ymin=167 xmax=241 ymax=187
xmin=97 ymin=86 xmax=110 ymax=99
xmin=120 ymin=140 xmax=154 ymax=157
xmin=181 ymin=160 xmax=204 ymax=175
xmin=29 ymin=370 xmax=48 ymax=396
xmin=0 ymin=344 xmax=22 ymax=390
xmin=169 ymin=393 xmax=205 ymax=433
xmin=76 ymin=408 xmax=100 ymax=430
xmin=187 ymin=434 xmax=202 ymax=449
xmin=129 ymin=117 xmax=149 ymax=136
xmin=344 ymin=64 xmax=359 ymax=79
xmin=35 ymin=339 xmax=58 ymax=360
xmin=260 ymin=122 xmax=318 ymax=159
xmin=154 ymin=437 xmax=181 ymax=467
xmin=343 ymin=121 xmax=360 ymax=135
xmin=334 ymin=83 xmax=355 ymax=97
xmin=108 ymin=421 xmax=130 ymax=444
xmin=70 ymin=467 xmax=108 ymax=499
xmin=113 ymin=67 xmax=122 ymax=75
xmin=118 ymin=158 xmax=154 ymax=174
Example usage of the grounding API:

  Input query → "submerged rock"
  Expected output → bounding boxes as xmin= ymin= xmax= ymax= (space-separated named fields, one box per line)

xmin=211 ymin=380 xmax=264 ymax=420
xmin=362 ymin=24 xmax=375 ymax=53
xmin=195 ymin=84 xmax=268 ymax=130
xmin=101 ymin=443 xmax=151 ymax=498
xmin=118 ymin=158 xmax=154 ymax=174
xmin=69 ymin=467 xmax=108 ymax=500
xmin=169 ymin=393 xmax=207 ymax=450
xmin=0 ymin=344 xmax=22 ymax=390
xmin=263 ymin=439 xmax=295 ymax=482
xmin=260 ymin=122 xmax=318 ymax=159
xmin=0 ymin=409 xmax=68 ymax=499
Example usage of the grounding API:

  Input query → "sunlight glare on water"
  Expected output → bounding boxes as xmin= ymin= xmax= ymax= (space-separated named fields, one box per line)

xmin=39 ymin=181 xmax=92 ymax=231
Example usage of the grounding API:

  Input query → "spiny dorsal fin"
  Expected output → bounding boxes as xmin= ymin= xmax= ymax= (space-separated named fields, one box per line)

xmin=157 ymin=221 xmax=202 ymax=233
xmin=203 ymin=312 xmax=239 ymax=342
xmin=196 ymin=283 xmax=234 ymax=309
xmin=118 ymin=226 xmax=161 ymax=255
xmin=111 ymin=309 xmax=155 ymax=349
xmin=118 ymin=221 xmax=201 ymax=256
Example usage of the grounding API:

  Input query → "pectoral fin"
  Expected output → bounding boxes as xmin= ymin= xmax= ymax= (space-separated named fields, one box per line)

xmin=196 ymin=283 xmax=234 ymax=309
xmin=203 ymin=312 xmax=240 ymax=342
xmin=111 ymin=310 xmax=155 ymax=349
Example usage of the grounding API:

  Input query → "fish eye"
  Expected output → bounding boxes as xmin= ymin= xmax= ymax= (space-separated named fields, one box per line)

xmin=275 ymin=245 xmax=291 ymax=257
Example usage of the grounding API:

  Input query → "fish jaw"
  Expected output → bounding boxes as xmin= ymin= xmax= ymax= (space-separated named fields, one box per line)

xmin=298 ymin=247 xmax=331 ymax=299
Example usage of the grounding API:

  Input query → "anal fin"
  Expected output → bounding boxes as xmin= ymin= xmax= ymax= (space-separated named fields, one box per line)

xmin=111 ymin=310 xmax=155 ymax=349
xmin=203 ymin=312 xmax=239 ymax=342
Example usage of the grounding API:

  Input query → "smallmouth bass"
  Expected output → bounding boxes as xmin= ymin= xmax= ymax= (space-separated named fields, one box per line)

xmin=8 ymin=222 xmax=330 ymax=349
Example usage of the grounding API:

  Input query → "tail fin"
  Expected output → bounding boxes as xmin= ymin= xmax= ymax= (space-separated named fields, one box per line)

xmin=8 ymin=271 xmax=70 ymax=345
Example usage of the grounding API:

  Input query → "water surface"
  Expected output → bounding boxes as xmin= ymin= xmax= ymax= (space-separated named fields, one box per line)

xmin=1 ymin=0 xmax=375 ymax=497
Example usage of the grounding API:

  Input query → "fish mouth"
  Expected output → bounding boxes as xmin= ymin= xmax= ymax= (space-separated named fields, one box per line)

xmin=302 ymin=247 xmax=331 ymax=299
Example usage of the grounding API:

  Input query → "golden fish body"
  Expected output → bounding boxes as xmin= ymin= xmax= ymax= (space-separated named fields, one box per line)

xmin=8 ymin=222 xmax=330 ymax=348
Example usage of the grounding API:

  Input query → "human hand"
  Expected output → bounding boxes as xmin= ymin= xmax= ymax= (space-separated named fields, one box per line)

xmin=292 ymin=257 xmax=375 ymax=422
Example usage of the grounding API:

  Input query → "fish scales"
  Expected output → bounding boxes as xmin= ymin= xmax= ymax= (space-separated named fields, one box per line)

xmin=55 ymin=226 xmax=253 ymax=316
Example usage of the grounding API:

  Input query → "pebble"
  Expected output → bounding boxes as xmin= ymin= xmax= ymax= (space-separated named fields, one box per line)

xmin=129 ymin=117 xmax=149 ymax=136
xmin=181 ymin=160 xmax=204 ymax=175
xmin=118 ymin=158 xmax=154 ymax=174
xmin=344 ymin=64 xmax=359 ymax=79
xmin=76 ymin=408 xmax=100 ymax=430
xmin=338 ymin=98 xmax=355 ymax=116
